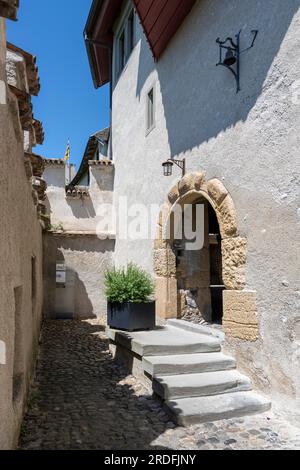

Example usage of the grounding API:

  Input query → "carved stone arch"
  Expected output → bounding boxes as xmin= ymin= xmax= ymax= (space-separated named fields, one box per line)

xmin=154 ymin=171 xmax=259 ymax=341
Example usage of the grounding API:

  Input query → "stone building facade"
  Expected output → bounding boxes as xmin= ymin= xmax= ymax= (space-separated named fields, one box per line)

xmin=0 ymin=1 xmax=46 ymax=449
xmin=43 ymin=131 xmax=115 ymax=322
xmin=85 ymin=0 xmax=300 ymax=423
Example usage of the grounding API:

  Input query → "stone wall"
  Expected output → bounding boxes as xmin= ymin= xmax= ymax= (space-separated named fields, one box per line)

xmin=111 ymin=0 xmax=300 ymax=422
xmin=0 ymin=17 xmax=44 ymax=449
xmin=43 ymin=233 xmax=114 ymax=323
xmin=44 ymin=160 xmax=114 ymax=233
xmin=43 ymin=159 xmax=115 ymax=323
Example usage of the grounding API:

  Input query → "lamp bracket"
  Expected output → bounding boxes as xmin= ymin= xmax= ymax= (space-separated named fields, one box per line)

xmin=169 ymin=158 xmax=186 ymax=176
xmin=216 ymin=29 xmax=258 ymax=93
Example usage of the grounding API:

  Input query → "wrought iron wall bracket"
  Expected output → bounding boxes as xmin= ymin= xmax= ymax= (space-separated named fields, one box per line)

xmin=216 ymin=29 xmax=258 ymax=93
xmin=172 ymin=159 xmax=186 ymax=176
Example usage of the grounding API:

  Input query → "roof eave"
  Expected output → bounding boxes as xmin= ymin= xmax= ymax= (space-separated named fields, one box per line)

xmin=84 ymin=34 xmax=101 ymax=89
xmin=84 ymin=0 xmax=109 ymax=89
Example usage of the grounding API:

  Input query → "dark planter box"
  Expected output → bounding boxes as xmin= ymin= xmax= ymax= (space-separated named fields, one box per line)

xmin=107 ymin=302 xmax=156 ymax=332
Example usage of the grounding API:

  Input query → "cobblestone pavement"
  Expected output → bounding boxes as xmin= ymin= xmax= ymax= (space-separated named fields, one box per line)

xmin=20 ymin=320 xmax=300 ymax=450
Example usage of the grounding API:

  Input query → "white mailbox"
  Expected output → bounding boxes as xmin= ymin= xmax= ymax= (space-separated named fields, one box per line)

xmin=56 ymin=263 xmax=66 ymax=285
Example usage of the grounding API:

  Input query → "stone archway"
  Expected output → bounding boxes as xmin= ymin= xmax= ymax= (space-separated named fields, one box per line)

xmin=154 ymin=171 xmax=259 ymax=342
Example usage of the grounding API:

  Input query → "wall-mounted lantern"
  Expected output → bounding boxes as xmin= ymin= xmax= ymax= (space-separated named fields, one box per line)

xmin=162 ymin=158 xmax=186 ymax=177
xmin=216 ymin=29 xmax=258 ymax=93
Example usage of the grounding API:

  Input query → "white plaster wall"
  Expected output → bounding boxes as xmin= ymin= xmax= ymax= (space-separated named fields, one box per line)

xmin=43 ymin=234 xmax=114 ymax=323
xmin=111 ymin=0 xmax=300 ymax=421
xmin=44 ymin=165 xmax=114 ymax=233
xmin=0 ymin=18 xmax=43 ymax=449
xmin=44 ymin=165 xmax=66 ymax=188
xmin=43 ymin=163 xmax=115 ymax=322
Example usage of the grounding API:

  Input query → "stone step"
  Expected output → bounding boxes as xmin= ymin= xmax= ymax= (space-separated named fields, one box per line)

xmin=167 ymin=319 xmax=225 ymax=341
xmin=153 ymin=370 xmax=252 ymax=400
xmin=164 ymin=391 xmax=271 ymax=426
xmin=107 ymin=326 xmax=221 ymax=357
xmin=143 ymin=352 xmax=236 ymax=377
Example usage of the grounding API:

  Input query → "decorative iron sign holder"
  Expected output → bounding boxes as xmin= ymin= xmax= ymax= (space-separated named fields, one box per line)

xmin=216 ymin=29 xmax=258 ymax=93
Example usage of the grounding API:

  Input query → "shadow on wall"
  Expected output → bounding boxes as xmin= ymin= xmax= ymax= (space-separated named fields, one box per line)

xmin=92 ymin=166 xmax=115 ymax=193
xmin=74 ymin=270 xmax=95 ymax=320
xmin=55 ymin=260 xmax=95 ymax=320
xmin=66 ymin=197 xmax=97 ymax=220
xmin=136 ymin=0 xmax=300 ymax=157
xmin=50 ymin=239 xmax=116 ymax=321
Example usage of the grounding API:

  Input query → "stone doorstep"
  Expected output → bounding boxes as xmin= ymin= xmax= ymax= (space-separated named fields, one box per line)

xmin=106 ymin=325 xmax=271 ymax=426
xmin=153 ymin=370 xmax=252 ymax=400
xmin=106 ymin=326 xmax=221 ymax=357
xmin=165 ymin=392 xmax=271 ymax=427
xmin=142 ymin=352 xmax=236 ymax=377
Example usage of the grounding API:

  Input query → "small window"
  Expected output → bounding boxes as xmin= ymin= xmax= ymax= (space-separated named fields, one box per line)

xmin=147 ymin=87 xmax=155 ymax=133
xmin=128 ymin=10 xmax=135 ymax=56
xmin=119 ymin=31 xmax=126 ymax=74
xmin=114 ymin=8 xmax=136 ymax=80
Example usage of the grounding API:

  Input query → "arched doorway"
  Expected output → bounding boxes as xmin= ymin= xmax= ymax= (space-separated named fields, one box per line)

xmin=168 ymin=194 xmax=224 ymax=325
xmin=154 ymin=171 xmax=259 ymax=341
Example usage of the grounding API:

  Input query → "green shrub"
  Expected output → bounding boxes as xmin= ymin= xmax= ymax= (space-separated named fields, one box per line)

xmin=104 ymin=263 xmax=154 ymax=304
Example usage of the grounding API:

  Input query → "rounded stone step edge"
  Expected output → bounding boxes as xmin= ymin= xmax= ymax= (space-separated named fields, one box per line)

xmin=142 ymin=353 xmax=237 ymax=378
xmin=153 ymin=371 xmax=252 ymax=400
xmin=167 ymin=319 xmax=225 ymax=341
xmin=164 ymin=392 xmax=272 ymax=426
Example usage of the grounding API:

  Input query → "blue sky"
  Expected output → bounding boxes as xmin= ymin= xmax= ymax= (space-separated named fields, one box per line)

xmin=7 ymin=0 xmax=110 ymax=170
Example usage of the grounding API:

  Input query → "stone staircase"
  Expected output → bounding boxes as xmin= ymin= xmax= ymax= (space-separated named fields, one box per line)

xmin=108 ymin=319 xmax=271 ymax=426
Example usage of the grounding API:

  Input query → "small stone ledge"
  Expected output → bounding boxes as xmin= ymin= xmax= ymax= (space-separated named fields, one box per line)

xmin=44 ymin=158 xmax=65 ymax=166
xmin=66 ymin=186 xmax=90 ymax=198
xmin=49 ymin=231 xmax=116 ymax=240
xmin=88 ymin=159 xmax=113 ymax=167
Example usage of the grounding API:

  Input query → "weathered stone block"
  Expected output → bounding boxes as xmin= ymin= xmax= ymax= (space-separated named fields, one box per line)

xmin=207 ymin=179 xmax=228 ymax=206
xmin=217 ymin=195 xmax=238 ymax=238
xmin=153 ymin=248 xmax=176 ymax=277
xmin=178 ymin=172 xmax=205 ymax=196
xmin=155 ymin=276 xmax=178 ymax=319
xmin=193 ymin=172 xmax=206 ymax=191
xmin=23 ymin=155 xmax=33 ymax=180
xmin=222 ymin=237 xmax=247 ymax=290
xmin=223 ymin=290 xmax=259 ymax=342
xmin=168 ymin=184 xmax=179 ymax=205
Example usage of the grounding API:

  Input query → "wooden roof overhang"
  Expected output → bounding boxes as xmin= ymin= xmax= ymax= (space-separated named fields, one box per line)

xmin=84 ymin=0 xmax=122 ymax=88
xmin=85 ymin=0 xmax=196 ymax=88
xmin=133 ymin=0 xmax=197 ymax=60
